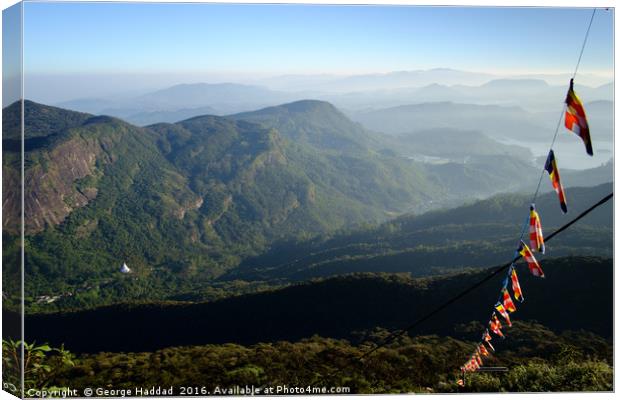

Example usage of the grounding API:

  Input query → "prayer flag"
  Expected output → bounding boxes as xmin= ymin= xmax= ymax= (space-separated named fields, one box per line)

xmin=529 ymin=205 xmax=545 ymax=253
xmin=519 ymin=241 xmax=545 ymax=278
xmin=495 ymin=302 xmax=512 ymax=327
xmin=565 ymin=78 xmax=593 ymax=156
xmin=544 ymin=150 xmax=568 ymax=213
xmin=502 ymin=287 xmax=517 ymax=313
xmin=511 ymin=267 xmax=524 ymax=302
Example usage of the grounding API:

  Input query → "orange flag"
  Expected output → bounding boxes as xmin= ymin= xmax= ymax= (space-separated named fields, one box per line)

xmin=519 ymin=241 xmax=545 ymax=278
xmin=502 ymin=287 xmax=517 ymax=313
xmin=544 ymin=150 xmax=567 ymax=214
xmin=510 ymin=267 xmax=524 ymax=302
xmin=529 ymin=205 xmax=545 ymax=253
xmin=495 ymin=302 xmax=512 ymax=327
xmin=489 ymin=313 xmax=504 ymax=338
xmin=565 ymin=78 xmax=593 ymax=156
xmin=482 ymin=330 xmax=495 ymax=351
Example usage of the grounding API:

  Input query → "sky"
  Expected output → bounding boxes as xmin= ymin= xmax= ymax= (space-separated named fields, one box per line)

xmin=12 ymin=2 xmax=616 ymax=102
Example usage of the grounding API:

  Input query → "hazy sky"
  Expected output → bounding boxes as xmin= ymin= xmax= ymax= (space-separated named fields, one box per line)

xmin=18 ymin=3 xmax=615 ymax=102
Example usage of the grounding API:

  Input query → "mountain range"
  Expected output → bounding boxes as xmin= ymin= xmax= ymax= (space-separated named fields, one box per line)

xmin=349 ymin=100 xmax=613 ymax=143
xmin=254 ymin=68 xmax=612 ymax=92
xmin=2 ymin=99 xmax=612 ymax=313
xmin=0 ymin=100 xmax=443 ymax=307
xmin=53 ymin=77 xmax=613 ymax=127
xmin=57 ymin=83 xmax=303 ymax=124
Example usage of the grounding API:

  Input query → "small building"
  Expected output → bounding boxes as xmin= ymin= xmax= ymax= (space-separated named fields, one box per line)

xmin=120 ymin=262 xmax=132 ymax=274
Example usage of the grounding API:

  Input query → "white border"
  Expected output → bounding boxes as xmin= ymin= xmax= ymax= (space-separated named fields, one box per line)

xmin=0 ymin=2 xmax=616 ymax=400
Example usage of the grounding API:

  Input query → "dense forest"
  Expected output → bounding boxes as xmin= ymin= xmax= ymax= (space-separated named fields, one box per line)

xmin=12 ymin=257 xmax=611 ymax=354
xmin=4 ymin=321 xmax=612 ymax=395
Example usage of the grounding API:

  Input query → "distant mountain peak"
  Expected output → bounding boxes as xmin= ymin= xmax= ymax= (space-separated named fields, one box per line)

xmin=276 ymin=99 xmax=338 ymax=112
xmin=232 ymin=99 xmax=343 ymax=119
xmin=481 ymin=78 xmax=549 ymax=88
xmin=3 ymin=99 xmax=93 ymax=140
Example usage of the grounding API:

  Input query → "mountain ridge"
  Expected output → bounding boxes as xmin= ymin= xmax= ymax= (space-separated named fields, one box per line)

xmin=20 ymin=256 xmax=612 ymax=353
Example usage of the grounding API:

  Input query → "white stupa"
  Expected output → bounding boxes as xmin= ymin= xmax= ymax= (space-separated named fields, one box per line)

xmin=120 ymin=262 xmax=132 ymax=274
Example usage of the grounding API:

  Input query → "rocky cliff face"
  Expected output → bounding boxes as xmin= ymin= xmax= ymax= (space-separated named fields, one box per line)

xmin=3 ymin=102 xmax=201 ymax=235
xmin=2 ymin=102 xmax=104 ymax=234
xmin=23 ymin=134 xmax=104 ymax=233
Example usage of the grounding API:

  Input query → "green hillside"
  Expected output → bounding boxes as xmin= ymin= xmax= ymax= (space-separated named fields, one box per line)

xmin=230 ymin=100 xmax=538 ymax=201
xmin=2 ymin=100 xmax=439 ymax=312
xmin=226 ymin=183 xmax=612 ymax=282
xmin=229 ymin=100 xmax=379 ymax=153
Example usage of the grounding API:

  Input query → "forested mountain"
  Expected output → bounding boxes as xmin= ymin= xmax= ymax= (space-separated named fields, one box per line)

xmin=225 ymin=183 xmax=612 ymax=282
xmin=3 ymin=100 xmax=440 ymax=310
xmin=3 ymin=100 xmax=612 ymax=314
xmin=228 ymin=100 xmax=544 ymax=199
xmin=229 ymin=100 xmax=381 ymax=153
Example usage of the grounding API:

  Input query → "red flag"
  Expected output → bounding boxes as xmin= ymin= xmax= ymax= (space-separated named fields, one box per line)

xmin=511 ymin=267 xmax=524 ymax=302
xmin=482 ymin=330 xmax=495 ymax=352
xmin=529 ymin=205 xmax=545 ymax=253
xmin=495 ymin=302 xmax=512 ymax=327
xmin=479 ymin=343 xmax=489 ymax=357
xmin=565 ymin=79 xmax=593 ymax=156
xmin=502 ymin=287 xmax=517 ymax=313
xmin=489 ymin=313 xmax=504 ymax=338
xmin=476 ymin=354 xmax=483 ymax=366
xmin=544 ymin=150 xmax=567 ymax=213
xmin=519 ymin=241 xmax=545 ymax=278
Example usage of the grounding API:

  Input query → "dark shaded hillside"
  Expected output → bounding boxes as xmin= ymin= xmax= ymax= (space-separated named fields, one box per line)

xmin=224 ymin=183 xmax=612 ymax=282
xmin=3 ymin=100 xmax=91 ymax=141
xmin=22 ymin=257 xmax=612 ymax=353
xmin=49 ymin=325 xmax=612 ymax=393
